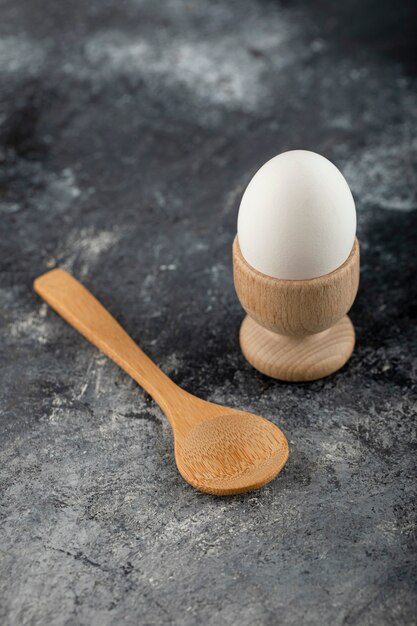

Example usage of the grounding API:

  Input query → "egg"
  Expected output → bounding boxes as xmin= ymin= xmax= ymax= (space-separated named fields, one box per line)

xmin=237 ymin=150 xmax=356 ymax=280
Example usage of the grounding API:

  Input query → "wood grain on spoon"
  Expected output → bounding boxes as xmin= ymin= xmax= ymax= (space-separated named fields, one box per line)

xmin=34 ymin=269 xmax=288 ymax=495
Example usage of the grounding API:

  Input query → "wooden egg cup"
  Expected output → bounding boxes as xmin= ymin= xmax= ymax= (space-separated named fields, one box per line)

xmin=233 ymin=237 xmax=360 ymax=382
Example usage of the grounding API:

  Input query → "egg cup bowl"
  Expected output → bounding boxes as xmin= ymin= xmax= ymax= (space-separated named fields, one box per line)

xmin=233 ymin=237 xmax=360 ymax=382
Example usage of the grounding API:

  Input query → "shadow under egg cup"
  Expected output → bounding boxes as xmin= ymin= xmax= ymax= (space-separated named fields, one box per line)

xmin=233 ymin=236 xmax=360 ymax=382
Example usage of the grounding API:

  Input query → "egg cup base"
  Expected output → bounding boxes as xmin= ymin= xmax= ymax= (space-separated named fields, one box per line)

xmin=239 ymin=314 xmax=355 ymax=382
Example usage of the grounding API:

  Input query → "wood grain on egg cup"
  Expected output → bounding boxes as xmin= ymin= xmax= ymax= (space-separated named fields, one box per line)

xmin=233 ymin=237 xmax=360 ymax=382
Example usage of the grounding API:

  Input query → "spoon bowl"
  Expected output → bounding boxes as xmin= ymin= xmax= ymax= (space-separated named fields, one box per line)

xmin=175 ymin=410 xmax=288 ymax=495
xmin=34 ymin=269 xmax=288 ymax=495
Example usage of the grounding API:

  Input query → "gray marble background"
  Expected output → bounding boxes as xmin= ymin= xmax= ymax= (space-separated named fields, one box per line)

xmin=1 ymin=1 xmax=416 ymax=624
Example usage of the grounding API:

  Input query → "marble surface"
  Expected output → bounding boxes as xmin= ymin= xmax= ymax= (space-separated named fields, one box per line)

xmin=1 ymin=1 xmax=416 ymax=624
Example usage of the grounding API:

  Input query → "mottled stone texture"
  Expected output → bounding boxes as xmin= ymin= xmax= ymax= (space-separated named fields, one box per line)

xmin=1 ymin=1 xmax=416 ymax=624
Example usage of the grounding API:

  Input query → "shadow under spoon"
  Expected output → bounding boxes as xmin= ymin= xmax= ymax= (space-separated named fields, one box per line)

xmin=34 ymin=269 xmax=288 ymax=495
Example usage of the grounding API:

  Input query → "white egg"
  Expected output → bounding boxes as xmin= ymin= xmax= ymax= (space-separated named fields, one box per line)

xmin=237 ymin=150 xmax=356 ymax=280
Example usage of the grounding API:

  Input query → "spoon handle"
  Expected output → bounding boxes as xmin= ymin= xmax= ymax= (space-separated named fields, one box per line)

xmin=34 ymin=269 xmax=184 ymax=419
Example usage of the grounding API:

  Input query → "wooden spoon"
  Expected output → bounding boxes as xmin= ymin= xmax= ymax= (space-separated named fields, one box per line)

xmin=34 ymin=269 xmax=288 ymax=495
